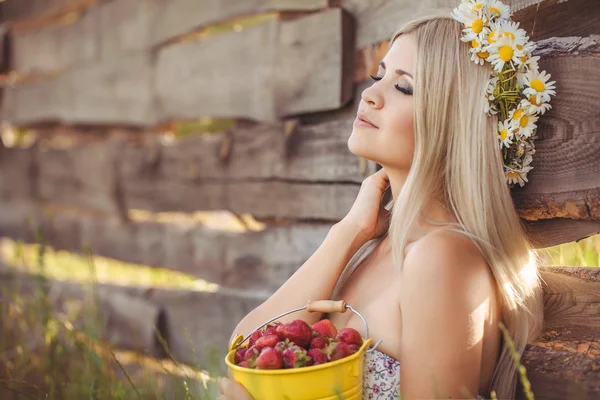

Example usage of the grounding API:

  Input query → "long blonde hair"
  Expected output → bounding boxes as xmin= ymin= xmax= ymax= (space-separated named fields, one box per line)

xmin=331 ymin=9 xmax=544 ymax=399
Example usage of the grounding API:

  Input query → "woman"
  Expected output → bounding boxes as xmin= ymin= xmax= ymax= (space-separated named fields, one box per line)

xmin=218 ymin=6 xmax=545 ymax=399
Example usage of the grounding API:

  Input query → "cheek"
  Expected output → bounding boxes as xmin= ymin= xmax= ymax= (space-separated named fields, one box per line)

xmin=382 ymin=111 xmax=415 ymax=166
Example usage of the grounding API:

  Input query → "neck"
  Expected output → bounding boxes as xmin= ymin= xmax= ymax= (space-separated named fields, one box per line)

xmin=382 ymin=165 xmax=459 ymax=239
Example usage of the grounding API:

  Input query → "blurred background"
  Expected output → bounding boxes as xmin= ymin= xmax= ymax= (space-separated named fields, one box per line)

xmin=0 ymin=0 xmax=598 ymax=399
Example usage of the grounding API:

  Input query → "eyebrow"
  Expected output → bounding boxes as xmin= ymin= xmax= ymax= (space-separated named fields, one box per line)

xmin=379 ymin=61 xmax=413 ymax=79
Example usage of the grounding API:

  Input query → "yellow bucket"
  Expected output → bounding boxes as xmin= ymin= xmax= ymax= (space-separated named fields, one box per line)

xmin=225 ymin=300 xmax=379 ymax=400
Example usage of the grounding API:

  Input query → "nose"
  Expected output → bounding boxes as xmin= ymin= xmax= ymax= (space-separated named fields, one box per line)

xmin=361 ymin=82 xmax=383 ymax=109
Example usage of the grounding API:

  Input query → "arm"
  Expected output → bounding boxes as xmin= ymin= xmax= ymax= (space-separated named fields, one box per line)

xmin=229 ymin=221 xmax=367 ymax=344
xmin=399 ymin=232 xmax=490 ymax=399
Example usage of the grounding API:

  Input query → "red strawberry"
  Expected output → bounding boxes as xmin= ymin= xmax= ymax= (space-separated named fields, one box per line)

xmin=310 ymin=335 xmax=329 ymax=349
xmin=282 ymin=345 xmax=311 ymax=368
xmin=238 ymin=360 xmax=254 ymax=368
xmin=276 ymin=320 xmax=313 ymax=348
xmin=307 ymin=348 xmax=329 ymax=365
xmin=261 ymin=322 xmax=282 ymax=337
xmin=249 ymin=330 xmax=263 ymax=346
xmin=234 ymin=348 xmax=247 ymax=364
xmin=348 ymin=344 xmax=360 ymax=354
xmin=312 ymin=319 xmax=338 ymax=339
xmin=244 ymin=345 xmax=261 ymax=362
xmin=274 ymin=339 xmax=292 ymax=353
xmin=255 ymin=334 xmax=280 ymax=348
xmin=336 ymin=328 xmax=362 ymax=347
xmin=329 ymin=341 xmax=352 ymax=361
xmin=256 ymin=347 xmax=283 ymax=369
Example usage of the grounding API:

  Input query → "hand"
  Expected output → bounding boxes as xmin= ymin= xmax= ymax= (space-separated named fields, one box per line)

xmin=340 ymin=167 xmax=392 ymax=244
xmin=217 ymin=376 xmax=254 ymax=400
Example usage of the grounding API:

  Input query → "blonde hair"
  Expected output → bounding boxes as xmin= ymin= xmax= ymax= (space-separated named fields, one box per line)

xmin=331 ymin=9 xmax=544 ymax=399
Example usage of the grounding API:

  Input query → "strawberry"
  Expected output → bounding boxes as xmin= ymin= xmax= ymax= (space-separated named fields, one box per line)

xmin=282 ymin=345 xmax=312 ymax=368
xmin=336 ymin=327 xmax=362 ymax=347
xmin=256 ymin=347 xmax=284 ymax=369
xmin=274 ymin=339 xmax=293 ymax=353
xmin=249 ymin=330 xmax=263 ymax=346
xmin=329 ymin=341 xmax=352 ymax=361
xmin=276 ymin=319 xmax=313 ymax=348
xmin=234 ymin=348 xmax=247 ymax=364
xmin=348 ymin=344 xmax=360 ymax=354
xmin=261 ymin=322 xmax=282 ymax=337
xmin=244 ymin=345 xmax=261 ymax=363
xmin=309 ymin=335 xmax=330 ymax=349
xmin=307 ymin=348 xmax=329 ymax=365
xmin=312 ymin=319 xmax=338 ymax=339
xmin=255 ymin=334 xmax=280 ymax=348
xmin=238 ymin=360 xmax=254 ymax=368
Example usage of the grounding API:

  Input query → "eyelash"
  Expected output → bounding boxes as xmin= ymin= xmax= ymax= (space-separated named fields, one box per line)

xmin=369 ymin=74 xmax=413 ymax=95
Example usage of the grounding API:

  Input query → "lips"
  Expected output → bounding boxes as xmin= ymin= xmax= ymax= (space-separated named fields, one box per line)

xmin=355 ymin=113 xmax=379 ymax=128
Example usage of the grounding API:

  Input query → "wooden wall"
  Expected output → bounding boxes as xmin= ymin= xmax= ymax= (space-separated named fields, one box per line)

xmin=0 ymin=0 xmax=599 ymax=398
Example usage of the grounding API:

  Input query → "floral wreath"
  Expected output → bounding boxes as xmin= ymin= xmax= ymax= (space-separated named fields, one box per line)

xmin=451 ymin=0 xmax=556 ymax=188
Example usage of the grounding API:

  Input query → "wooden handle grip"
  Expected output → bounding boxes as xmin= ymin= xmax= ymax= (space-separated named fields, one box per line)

xmin=306 ymin=300 xmax=347 ymax=314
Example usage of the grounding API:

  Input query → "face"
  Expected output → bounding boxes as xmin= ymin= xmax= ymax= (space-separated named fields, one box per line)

xmin=348 ymin=34 xmax=416 ymax=171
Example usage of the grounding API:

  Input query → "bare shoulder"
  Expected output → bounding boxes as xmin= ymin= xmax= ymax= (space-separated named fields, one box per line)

xmin=401 ymin=228 xmax=495 ymax=310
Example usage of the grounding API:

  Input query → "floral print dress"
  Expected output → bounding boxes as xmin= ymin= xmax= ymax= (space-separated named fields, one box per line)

xmin=363 ymin=349 xmax=488 ymax=399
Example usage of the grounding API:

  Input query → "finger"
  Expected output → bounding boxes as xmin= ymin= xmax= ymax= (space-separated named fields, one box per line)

xmin=219 ymin=378 xmax=254 ymax=400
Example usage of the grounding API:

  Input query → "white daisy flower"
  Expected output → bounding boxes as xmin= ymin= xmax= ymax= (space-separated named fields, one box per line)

xmin=454 ymin=5 xmax=490 ymax=42
xmin=487 ymin=0 xmax=512 ymax=22
xmin=485 ymin=98 xmax=499 ymax=116
xmin=469 ymin=39 xmax=491 ymax=65
xmin=519 ymin=96 xmax=552 ymax=116
xmin=498 ymin=119 xmax=514 ymax=149
xmin=508 ymin=107 xmax=539 ymax=138
xmin=505 ymin=164 xmax=532 ymax=187
xmin=522 ymin=69 xmax=556 ymax=105
xmin=486 ymin=35 xmax=526 ymax=72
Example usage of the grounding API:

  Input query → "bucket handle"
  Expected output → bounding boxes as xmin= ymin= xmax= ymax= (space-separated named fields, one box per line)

xmin=230 ymin=300 xmax=382 ymax=353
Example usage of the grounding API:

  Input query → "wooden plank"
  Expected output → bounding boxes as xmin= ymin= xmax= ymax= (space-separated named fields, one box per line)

xmin=0 ymin=145 xmax=38 ymax=201
xmin=37 ymin=142 xmax=122 ymax=214
xmin=0 ymin=202 xmax=331 ymax=291
xmin=12 ymin=6 xmax=99 ymax=73
xmin=343 ymin=0 xmax=595 ymax=49
xmin=2 ymin=53 xmax=155 ymax=126
xmin=524 ymin=218 xmax=600 ymax=248
xmin=1 ymin=0 xmax=76 ymax=23
xmin=155 ymin=8 xmax=354 ymax=123
xmin=97 ymin=0 xmax=152 ymax=59
xmin=148 ymin=0 xmax=329 ymax=46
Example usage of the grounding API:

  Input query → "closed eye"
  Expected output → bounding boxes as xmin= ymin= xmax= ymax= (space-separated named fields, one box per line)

xmin=370 ymin=75 xmax=413 ymax=95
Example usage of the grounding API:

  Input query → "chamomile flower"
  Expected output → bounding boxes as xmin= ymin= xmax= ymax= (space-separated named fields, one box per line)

xmin=454 ymin=4 xmax=490 ymax=42
xmin=486 ymin=35 xmax=526 ymax=72
xmin=486 ymin=0 xmax=512 ymax=21
xmin=522 ymin=69 xmax=556 ymax=105
xmin=508 ymin=107 xmax=539 ymax=138
xmin=505 ymin=164 xmax=532 ymax=187
xmin=469 ymin=39 xmax=491 ymax=65
xmin=498 ymin=119 xmax=515 ymax=149
xmin=519 ymin=96 xmax=552 ymax=116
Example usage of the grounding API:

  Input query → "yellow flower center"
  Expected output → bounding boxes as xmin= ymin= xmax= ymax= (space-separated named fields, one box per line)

xmin=503 ymin=32 xmax=515 ymax=40
xmin=529 ymin=95 xmax=541 ymax=106
xmin=478 ymin=51 xmax=490 ymax=59
xmin=520 ymin=115 xmax=529 ymax=128
xmin=507 ymin=171 xmax=519 ymax=178
xmin=489 ymin=7 xmax=500 ymax=17
xmin=500 ymin=129 xmax=508 ymax=140
xmin=472 ymin=19 xmax=484 ymax=34
xmin=520 ymin=55 xmax=528 ymax=63
xmin=473 ymin=4 xmax=483 ymax=11
xmin=513 ymin=109 xmax=523 ymax=119
xmin=516 ymin=44 xmax=523 ymax=50
xmin=488 ymin=31 xmax=496 ymax=43
xmin=530 ymin=79 xmax=545 ymax=92
xmin=499 ymin=45 xmax=514 ymax=62
xmin=471 ymin=39 xmax=479 ymax=48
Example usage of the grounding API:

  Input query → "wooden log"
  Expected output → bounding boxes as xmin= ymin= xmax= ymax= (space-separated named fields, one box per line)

xmin=343 ymin=0 xmax=599 ymax=48
xmin=12 ymin=5 xmax=99 ymax=73
xmin=155 ymin=8 xmax=354 ymax=123
xmin=0 ymin=145 xmax=38 ymax=201
xmin=148 ymin=0 xmax=329 ymax=47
